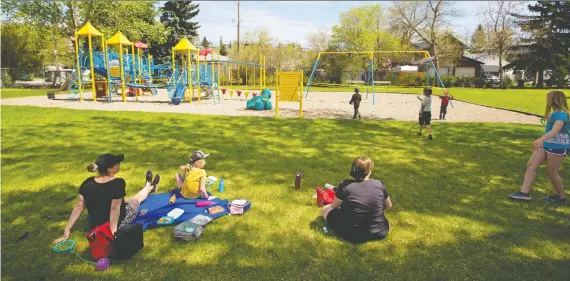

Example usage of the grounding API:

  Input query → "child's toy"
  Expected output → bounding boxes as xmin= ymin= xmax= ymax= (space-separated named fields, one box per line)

xmin=245 ymin=88 xmax=272 ymax=110
xmin=96 ymin=258 xmax=110 ymax=271
xmin=228 ymin=199 xmax=251 ymax=215
xmin=53 ymin=239 xmax=105 ymax=270
xmin=196 ymin=200 xmax=214 ymax=207
xmin=218 ymin=177 xmax=225 ymax=192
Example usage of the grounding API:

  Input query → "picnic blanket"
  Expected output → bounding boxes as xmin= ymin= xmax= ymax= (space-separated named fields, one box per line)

xmin=133 ymin=192 xmax=229 ymax=230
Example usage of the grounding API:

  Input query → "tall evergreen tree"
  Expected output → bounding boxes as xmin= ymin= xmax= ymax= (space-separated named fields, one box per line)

xmin=470 ymin=24 xmax=488 ymax=53
xmin=219 ymin=37 xmax=228 ymax=56
xmin=152 ymin=1 xmax=200 ymax=63
xmin=508 ymin=1 xmax=570 ymax=87
xmin=201 ymin=36 xmax=210 ymax=48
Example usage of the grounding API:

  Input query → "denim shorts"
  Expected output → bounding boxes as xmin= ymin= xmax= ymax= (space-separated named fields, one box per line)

xmin=544 ymin=147 xmax=568 ymax=156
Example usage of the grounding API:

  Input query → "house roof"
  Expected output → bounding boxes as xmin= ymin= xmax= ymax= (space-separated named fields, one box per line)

xmin=412 ymin=34 xmax=469 ymax=51
xmin=464 ymin=53 xmax=510 ymax=67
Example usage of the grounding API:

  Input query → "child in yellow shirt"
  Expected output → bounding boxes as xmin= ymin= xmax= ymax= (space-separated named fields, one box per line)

xmin=169 ymin=151 xmax=210 ymax=204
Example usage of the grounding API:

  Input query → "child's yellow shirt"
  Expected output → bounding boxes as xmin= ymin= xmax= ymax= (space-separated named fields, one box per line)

xmin=181 ymin=168 xmax=207 ymax=199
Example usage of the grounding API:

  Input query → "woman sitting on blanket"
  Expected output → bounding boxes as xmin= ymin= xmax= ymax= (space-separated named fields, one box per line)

xmin=321 ymin=156 xmax=393 ymax=243
xmin=54 ymin=154 xmax=160 ymax=243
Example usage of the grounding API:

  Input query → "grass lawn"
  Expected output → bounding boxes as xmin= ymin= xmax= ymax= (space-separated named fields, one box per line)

xmin=2 ymin=106 xmax=569 ymax=281
xmin=1 ymin=88 xmax=67 ymax=99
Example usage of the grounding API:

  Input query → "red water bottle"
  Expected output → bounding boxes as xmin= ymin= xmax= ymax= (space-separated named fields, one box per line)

xmin=295 ymin=172 xmax=302 ymax=190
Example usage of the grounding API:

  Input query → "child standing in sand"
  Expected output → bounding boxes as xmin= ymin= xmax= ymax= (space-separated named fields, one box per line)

xmin=349 ymin=87 xmax=362 ymax=120
xmin=417 ymin=88 xmax=433 ymax=140
xmin=439 ymin=90 xmax=454 ymax=120
xmin=169 ymin=151 xmax=210 ymax=204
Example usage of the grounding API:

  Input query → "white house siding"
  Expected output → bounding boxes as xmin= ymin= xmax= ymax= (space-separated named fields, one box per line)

xmin=455 ymin=67 xmax=475 ymax=77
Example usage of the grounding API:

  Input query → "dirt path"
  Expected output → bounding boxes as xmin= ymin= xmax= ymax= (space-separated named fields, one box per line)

xmin=1 ymin=90 xmax=541 ymax=125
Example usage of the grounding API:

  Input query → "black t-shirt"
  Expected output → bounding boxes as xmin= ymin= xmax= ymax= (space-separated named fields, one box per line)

xmin=335 ymin=179 xmax=390 ymax=238
xmin=79 ymin=177 xmax=127 ymax=228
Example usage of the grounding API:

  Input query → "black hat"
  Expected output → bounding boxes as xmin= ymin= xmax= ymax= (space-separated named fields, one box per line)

xmin=94 ymin=154 xmax=124 ymax=172
xmin=189 ymin=151 xmax=210 ymax=164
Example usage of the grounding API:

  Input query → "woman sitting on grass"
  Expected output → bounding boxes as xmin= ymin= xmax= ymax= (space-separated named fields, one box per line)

xmin=321 ymin=156 xmax=392 ymax=243
xmin=509 ymin=91 xmax=569 ymax=204
xmin=54 ymin=154 xmax=161 ymax=243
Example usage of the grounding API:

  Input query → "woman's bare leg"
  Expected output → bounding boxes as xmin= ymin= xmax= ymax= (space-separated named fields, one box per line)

xmin=546 ymin=153 xmax=566 ymax=198
xmin=126 ymin=182 xmax=155 ymax=209
xmin=520 ymin=149 xmax=547 ymax=193
xmin=321 ymin=205 xmax=334 ymax=220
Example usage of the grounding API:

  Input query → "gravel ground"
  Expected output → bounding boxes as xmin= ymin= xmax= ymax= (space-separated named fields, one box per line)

xmin=1 ymin=89 xmax=541 ymax=125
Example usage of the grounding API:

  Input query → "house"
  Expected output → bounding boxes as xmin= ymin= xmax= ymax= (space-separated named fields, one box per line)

xmin=412 ymin=35 xmax=484 ymax=77
xmin=464 ymin=53 xmax=514 ymax=79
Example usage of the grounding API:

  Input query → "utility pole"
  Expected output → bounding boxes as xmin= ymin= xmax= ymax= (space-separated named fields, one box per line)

xmin=237 ymin=1 xmax=240 ymax=61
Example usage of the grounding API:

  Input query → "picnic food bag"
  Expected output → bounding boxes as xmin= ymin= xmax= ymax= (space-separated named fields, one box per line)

xmin=228 ymin=199 xmax=251 ymax=215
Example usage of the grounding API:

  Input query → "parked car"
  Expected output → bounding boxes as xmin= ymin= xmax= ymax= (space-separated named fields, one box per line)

xmin=483 ymin=74 xmax=500 ymax=87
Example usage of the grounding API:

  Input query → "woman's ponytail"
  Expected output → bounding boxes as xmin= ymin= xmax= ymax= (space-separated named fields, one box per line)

xmin=87 ymin=163 xmax=98 ymax=173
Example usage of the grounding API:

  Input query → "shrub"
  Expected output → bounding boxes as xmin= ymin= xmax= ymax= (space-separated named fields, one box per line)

xmin=474 ymin=78 xmax=485 ymax=88
xmin=1 ymin=71 xmax=12 ymax=88
xmin=463 ymin=76 xmax=475 ymax=88
xmin=440 ymin=75 xmax=457 ymax=88
xmin=485 ymin=80 xmax=495 ymax=88
xmin=453 ymin=76 xmax=465 ymax=87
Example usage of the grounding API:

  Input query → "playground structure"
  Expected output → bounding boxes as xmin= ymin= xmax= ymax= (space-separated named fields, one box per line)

xmin=275 ymin=70 xmax=304 ymax=118
xmin=70 ymin=22 xmax=265 ymax=105
xmin=304 ymin=51 xmax=449 ymax=105
xmin=219 ymin=53 xmax=266 ymax=101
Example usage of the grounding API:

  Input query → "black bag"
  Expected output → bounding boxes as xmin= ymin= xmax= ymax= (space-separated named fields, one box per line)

xmin=113 ymin=223 xmax=144 ymax=260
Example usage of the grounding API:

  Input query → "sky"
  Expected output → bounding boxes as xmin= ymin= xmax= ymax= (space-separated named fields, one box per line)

xmin=192 ymin=1 xmax=491 ymax=47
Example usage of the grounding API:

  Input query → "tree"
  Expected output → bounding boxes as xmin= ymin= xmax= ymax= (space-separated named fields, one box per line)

xmin=471 ymin=24 xmax=488 ymax=53
xmin=481 ymin=1 xmax=521 ymax=88
xmin=0 ymin=22 xmax=46 ymax=85
xmin=508 ymin=1 xmax=570 ymax=87
xmin=201 ymin=37 xmax=210 ymax=48
xmin=219 ymin=37 xmax=228 ymax=56
xmin=389 ymin=0 xmax=461 ymax=69
xmin=153 ymin=1 xmax=200 ymax=63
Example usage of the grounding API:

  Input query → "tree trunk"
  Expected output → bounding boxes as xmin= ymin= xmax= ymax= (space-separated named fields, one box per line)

xmin=498 ymin=55 xmax=503 ymax=88
xmin=537 ymin=68 xmax=544 ymax=88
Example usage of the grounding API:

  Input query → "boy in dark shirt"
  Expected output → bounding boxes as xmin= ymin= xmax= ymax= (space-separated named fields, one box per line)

xmin=349 ymin=87 xmax=362 ymax=120
xmin=439 ymin=90 xmax=454 ymax=120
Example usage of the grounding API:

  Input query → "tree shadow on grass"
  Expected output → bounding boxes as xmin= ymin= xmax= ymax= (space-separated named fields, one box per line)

xmin=2 ymin=106 xmax=569 ymax=280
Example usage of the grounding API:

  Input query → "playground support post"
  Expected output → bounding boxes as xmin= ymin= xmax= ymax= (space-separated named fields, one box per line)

xmin=103 ymin=38 xmax=109 ymax=99
xmin=188 ymin=51 xmax=193 ymax=104
xmin=370 ymin=52 xmax=375 ymax=105
xmin=275 ymin=70 xmax=279 ymax=117
xmin=263 ymin=55 xmax=266 ymax=88
xmin=131 ymin=45 xmax=137 ymax=101
xmin=304 ymin=53 xmax=321 ymax=98
xmin=299 ymin=70 xmax=303 ymax=119
xmin=259 ymin=53 xmax=262 ymax=91
xmin=74 ymin=35 xmax=83 ymax=101
xmin=196 ymin=50 xmax=200 ymax=103
xmin=88 ymin=34 xmax=96 ymax=102
xmin=119 ymin=44 xmax=126 ymax=102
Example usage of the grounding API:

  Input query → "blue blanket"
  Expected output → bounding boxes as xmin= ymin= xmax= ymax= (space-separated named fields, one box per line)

xmin=133 ymin=193 xmax=229 ymax=230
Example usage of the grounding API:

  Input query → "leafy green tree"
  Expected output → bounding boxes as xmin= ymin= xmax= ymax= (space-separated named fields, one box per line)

xmin=509 ymin=1 xmax=570 ymax=87
xmin=153 ymin=1 xmax=200 ymax=63
xmin=0 ymin=22 xmax=46 ymax=85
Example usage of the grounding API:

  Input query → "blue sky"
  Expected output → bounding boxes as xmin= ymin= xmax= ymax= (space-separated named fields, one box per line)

xmin=193 ymin=1 xmax=490 ymax=47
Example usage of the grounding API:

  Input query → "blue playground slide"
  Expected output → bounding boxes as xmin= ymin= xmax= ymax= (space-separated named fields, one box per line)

xmin=167 ymin=68 xmax=187 ymax=103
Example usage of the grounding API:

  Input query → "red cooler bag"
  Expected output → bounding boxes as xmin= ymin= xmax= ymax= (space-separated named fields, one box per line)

xmin=86 ymin=222 xmax=114 ymax=260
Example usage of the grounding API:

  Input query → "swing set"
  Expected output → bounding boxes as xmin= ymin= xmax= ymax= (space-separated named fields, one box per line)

xmin=304 ymin=51 xmax=449 ymax=105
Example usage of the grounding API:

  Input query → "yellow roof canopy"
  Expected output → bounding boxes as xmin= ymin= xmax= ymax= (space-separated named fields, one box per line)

xmin=107 ymin=31 xmax=133 ymax=46
xmin=76 ymin=22 xmax=103 ymax=37
xmin=173 ymin=37 xmax=197 ymax=52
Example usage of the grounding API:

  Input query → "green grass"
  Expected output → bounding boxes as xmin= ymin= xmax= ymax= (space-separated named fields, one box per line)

xmin=2 ymin=106 xmax=570 ymax=281
xmin=1 ymin=88 xmax=67 ymax=99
